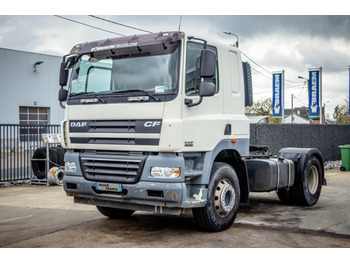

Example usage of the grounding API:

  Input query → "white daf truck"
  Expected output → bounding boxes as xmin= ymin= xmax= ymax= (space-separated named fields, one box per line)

xmin=58 ymin=31 xmax=325 ymax=232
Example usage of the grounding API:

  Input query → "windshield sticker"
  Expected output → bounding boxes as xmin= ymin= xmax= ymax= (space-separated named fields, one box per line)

xmin=112 ymin=52 xmax=151 ymax=60
xmin=155 ymin=86 xmax=165 ymax=93
xmin=91 ymin=42 xmax=138 ymax=52
xmin=71 ymin=77 xmax=85 ymax=93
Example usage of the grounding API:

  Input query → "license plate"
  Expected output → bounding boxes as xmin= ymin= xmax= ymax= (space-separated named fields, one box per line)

xmin=95 ymin=182 xmax=122 ymax=192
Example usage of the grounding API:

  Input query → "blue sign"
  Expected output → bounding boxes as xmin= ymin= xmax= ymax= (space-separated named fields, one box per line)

xmin=308 ymin=70 xmax=320 ymax=116
xmin=272 ymin=73 xmax=282 ymax=116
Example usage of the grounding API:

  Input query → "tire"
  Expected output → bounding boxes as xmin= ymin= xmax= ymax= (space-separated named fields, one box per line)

xmin=96 ymin=206 xmax=134 ymax=219
xmin=31 ymin=147 xmax=47 ymax=179
xmin=277 ymin=156 xmax=322 ymax=206
xmin=277 ymin=188 xmax=292 ymax=205
xmin=192 ymin=162 xmax=240 ymax=232
xmin=340 ymin=166 xmax=346 ymax=172
xmin=31 ymin=146 xmax=66 ymax=179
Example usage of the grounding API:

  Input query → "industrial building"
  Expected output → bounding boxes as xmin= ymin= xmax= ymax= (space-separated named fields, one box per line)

xmin=0 ymin=48 xmax=64 ymax=182
xmin=0 ymin=47 xmax=64 ymax=125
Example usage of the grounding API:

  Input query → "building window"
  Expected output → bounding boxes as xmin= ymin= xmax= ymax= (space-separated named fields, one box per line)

xmin=19 ymin=107 xmax=49 ymax=126
xmin=19 ymin=107 xmax=50 ymax=142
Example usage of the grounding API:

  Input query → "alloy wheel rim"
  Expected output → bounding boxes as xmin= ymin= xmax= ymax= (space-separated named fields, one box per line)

xmin=214 ymin=179 xmax=236 ymax=217
xmin=308 ymin=166 xmax=319 ymax=194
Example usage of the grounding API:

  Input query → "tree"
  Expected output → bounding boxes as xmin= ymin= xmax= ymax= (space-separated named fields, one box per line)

xmin=245 ymin=97 xmax=272 ymax=116
xmin=245 ymin=97 xmax=282 ymax=123
xmin=333 ymin=98 xmax=350 ymax=124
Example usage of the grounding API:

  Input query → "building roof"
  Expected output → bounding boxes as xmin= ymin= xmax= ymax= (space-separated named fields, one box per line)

xmin=284 ymin=114 xmax=309 ymax=124
xmin=247 ymin=115 xmax=269 ymax=123
xmin=0 ymin=47 xmax=61 ymax=58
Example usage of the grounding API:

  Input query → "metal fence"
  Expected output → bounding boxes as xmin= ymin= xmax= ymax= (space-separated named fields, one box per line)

xmin=0 ymin=124 xmax=60 ymax=183
xmin=250 ymin=123 xmax=350 ymax=161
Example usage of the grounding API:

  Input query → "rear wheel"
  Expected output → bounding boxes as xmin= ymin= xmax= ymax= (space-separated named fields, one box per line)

xmin=192 ymin=162 xmax=240 ymax=232
xmin=96 ymin=206 xmax=134 ymax=219
xmin=277 ymin=156 xmax=322 ymax=206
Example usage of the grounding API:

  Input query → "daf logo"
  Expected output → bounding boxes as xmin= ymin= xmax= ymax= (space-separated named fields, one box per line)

xmin=128 ymin=96 xmax=149 ymax=102
xmin=80 ymin=98 xmax=98 ymax=104
xmin=144 ymin=121 xmax=161 ymax=127
xmin=70 ymin=121 xmax=87 ymax=127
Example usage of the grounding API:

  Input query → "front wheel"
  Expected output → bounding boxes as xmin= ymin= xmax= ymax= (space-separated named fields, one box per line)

xmin=96 ymin=206 xmax=134 ymax=219
xmin=192 ymin=162 xmax=240 ymax=232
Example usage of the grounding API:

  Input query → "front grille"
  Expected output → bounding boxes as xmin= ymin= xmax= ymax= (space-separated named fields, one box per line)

xmin=80 ymin=153 xmax=147 ymax=184
xmin=88 ymin=120 xmax=137 ymax=133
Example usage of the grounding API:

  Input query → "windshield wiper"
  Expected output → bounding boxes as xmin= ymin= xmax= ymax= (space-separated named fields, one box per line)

xmin=69 ymin=92 xmax=106 ymax=103
xmin=110 ymin=89 xmax=160 ymax=102
xmin=70 ymin=89 xmax=161 ymax=103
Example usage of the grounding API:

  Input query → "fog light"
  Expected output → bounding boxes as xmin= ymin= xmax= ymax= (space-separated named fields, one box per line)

xmin=150 ymin=167 xmax=180 ymax=178
xmin=65 ymin=162 xmax=77 ymax=172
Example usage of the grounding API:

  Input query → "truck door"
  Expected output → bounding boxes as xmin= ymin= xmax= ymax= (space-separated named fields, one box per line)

xmin=181 ymin=41 xmax=225 ymax=152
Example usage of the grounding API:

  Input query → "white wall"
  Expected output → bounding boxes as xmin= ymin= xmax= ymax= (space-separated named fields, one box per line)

xmin=284 ymin=114 xmax=309 ymax=124
xmin=0 ymin=48 xmax=64 ymax=125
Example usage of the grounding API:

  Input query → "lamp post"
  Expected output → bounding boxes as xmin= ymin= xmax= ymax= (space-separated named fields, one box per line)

xmin=291 ymin=94 xmax=294 ymax=123
xmin=298 ymin=75 xmax=312 ymax=122
xmin=223 ymin=32 xmax=239 ymax=48
xmin=324 ymin=100 xmax=330 ymax=123
xmin=298 ymin=75 xmax=309 ymax=84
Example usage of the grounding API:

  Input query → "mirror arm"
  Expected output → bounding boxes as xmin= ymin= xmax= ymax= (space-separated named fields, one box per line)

xmin=59 ymin=101 xmax=65 ymax=109
xmin=185 ymin=96 xmax=203 ymax=107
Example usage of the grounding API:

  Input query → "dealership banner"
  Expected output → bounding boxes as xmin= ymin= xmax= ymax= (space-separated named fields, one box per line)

xmin=308 ymin=68 xmax=321 ymax=116
xmin=272 ymin=72 xmax=283 ymax=116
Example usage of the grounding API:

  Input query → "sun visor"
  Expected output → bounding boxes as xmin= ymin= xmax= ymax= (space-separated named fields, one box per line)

xmin=69 ymin=32 xmax=184 ymax=58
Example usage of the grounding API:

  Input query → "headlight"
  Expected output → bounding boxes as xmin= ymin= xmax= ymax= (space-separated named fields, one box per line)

xmin=65 ymin=162 xmax=77 ymax=172
xmin=150 ymin=167 xmax=180 ymax=178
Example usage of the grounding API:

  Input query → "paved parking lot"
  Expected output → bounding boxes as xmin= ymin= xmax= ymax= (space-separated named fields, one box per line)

xmin=0 ymin=169 xmax=349 ymax=248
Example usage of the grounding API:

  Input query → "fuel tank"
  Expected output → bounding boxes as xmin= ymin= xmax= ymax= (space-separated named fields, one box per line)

xmin=245 ymin=158 xmax=295 ymax=192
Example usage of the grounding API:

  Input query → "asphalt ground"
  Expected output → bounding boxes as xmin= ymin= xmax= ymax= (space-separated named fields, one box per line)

xmin=0 ymin=168 xmax=349 ymax=249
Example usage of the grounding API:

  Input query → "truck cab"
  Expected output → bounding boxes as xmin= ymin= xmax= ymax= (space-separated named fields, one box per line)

xmin=59 ymin=31 xmax=324 ymax=232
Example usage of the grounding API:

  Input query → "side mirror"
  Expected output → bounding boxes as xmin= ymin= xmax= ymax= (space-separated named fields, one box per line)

xmin=185 ymin=81 xmax=216 ymax=107
xmin=59 ymin=88 xmax=68 ymax=102
xmin=59 ymin=55 xmax=78 ymax=87
xmin=199 ymin=82 xmax=216 ymax=97
xmin=185 ymin=48 xmax=217 ymax=107
xmin=200 ymin=49 xmax=216 ymax=78
xmin=59 ymin=62 xmax=69 ymax=87
xmin=58 ymin=88 xmax=68 ymax=109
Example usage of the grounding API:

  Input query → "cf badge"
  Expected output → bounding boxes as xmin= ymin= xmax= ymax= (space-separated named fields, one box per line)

xmin=144 ymin=121 xmax=161 ymax=127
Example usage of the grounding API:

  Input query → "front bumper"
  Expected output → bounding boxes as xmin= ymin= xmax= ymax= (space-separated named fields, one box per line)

xmin=63 ymin=151 xmax=207 ymax=210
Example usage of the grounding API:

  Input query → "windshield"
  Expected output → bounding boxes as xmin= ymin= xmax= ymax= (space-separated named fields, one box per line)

xmin=68 ymin=46 xmax=179 ymax=97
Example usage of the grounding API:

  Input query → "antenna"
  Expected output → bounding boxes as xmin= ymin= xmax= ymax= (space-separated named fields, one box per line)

xmin=178 ymin=15 xmax=182 ymax=31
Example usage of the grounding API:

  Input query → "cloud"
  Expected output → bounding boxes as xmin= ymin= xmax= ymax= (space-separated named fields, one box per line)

xmin=259 ymin=39 xmax=304 ymax=72
xmin=248 ymin=33 xmax=350 ymax=74
xmin=297 ymin=37 xmax=350 ymax=72
xmin=1 ymin=15 xmax=349 ymax=118
xmin=222 ymin=16 xmax=350 ymax=40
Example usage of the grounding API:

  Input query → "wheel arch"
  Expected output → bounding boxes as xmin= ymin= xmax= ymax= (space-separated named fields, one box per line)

xmin=213 ymin=149 xmax=250 ymax=203
xmin=278 ymin=148 xmax=325 ymax=185
xmin=188 ymin=139 xmax=250 ymax=203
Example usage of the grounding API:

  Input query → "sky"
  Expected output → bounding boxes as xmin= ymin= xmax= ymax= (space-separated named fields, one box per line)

xmin=1 ymin=2 xmax=350 ymax=120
